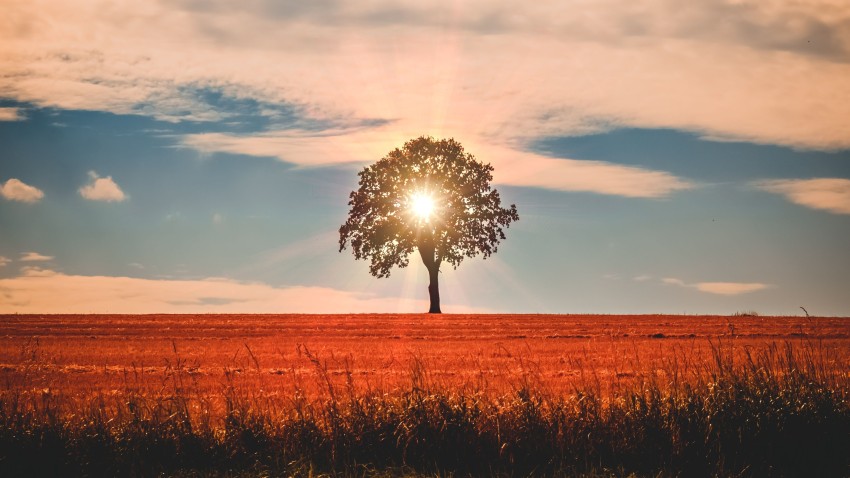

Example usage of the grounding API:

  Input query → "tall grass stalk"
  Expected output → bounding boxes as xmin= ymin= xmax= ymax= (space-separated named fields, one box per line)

xmin=1 ymin=339 xmax=848 ymax=477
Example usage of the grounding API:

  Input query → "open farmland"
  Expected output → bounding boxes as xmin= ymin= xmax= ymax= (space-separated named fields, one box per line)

xmin=2 ymin=313 xmax=849 ymax=402
xmin=2 ymin=314 xmax=850 ymax=477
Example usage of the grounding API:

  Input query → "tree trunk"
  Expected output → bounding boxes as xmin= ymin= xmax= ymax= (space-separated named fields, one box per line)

xmin=427 ymin=263 xmax=441 ymax=314
xmin=418 ymin=238 xmax=442 ymax=314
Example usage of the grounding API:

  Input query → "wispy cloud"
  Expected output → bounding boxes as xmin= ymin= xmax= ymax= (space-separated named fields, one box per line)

xmin=489 ymin=148 xmax=694 ymax=198
xmin=20 ymin=252 xmax=54 ymax=262
xmin=0 ymin=256 xmax=10 ymax=267
xmin=1 ymin=0 xmax=848 ymax=169
xmin=79 ymin=171 xmax=127 ymax=202
xmin=0 ymin=271 xmax=490 ymax=314
xmin=754 ymin=178 xmax=850 ymax=215
xmin=1 ymin=178 xmax=44 ymax=203
xmin=663 ymin=277 xmax=770 ymax=296
xmin=181 ymin=129 xmax=380 ymax=166
xmin=693 ymin=282 xmax=772 ymax=296
xmin=19 ymin=266 xmax=58 ymax=277
xmin=182 ymin=128 xmax=695 ymax=197
xmin=0 ymin=107 xmax=23 ymax=121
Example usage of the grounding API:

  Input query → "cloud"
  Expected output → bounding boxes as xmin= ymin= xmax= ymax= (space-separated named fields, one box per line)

xmin=79 ymin=171 xmax=127 ymax=202
xmin=19 ymin=266 xmax=58 ymax=277
xmin=663 ymin=277 xmax=770 ymax=296
xmin=182 ymin=127 xmax=695 ymax=197
xmin=1 ymin=178 xmax=44 ymax=203
xmin=1 ymin=0 xmax=848 ymax=182
xmin=143 ymin=0 xmax=850 ymax=61
xmin=754 ymin=178 xmax=850 ymax=215
xmin=0 ymin=256 xmax=9 ymax=267
xmin=20 ymin=252 xmax=54 ymax=262
xmin=212 ymin=213 xmax=224 ymax=225
xmin=0 ymin=107 xmax=23 ymax=121
xmin=490 ymin=147 xmax=694 ymax=198
xmin=0 ymin=271 xmax=489 ymax=314
xmin=693 ymin=282 xmax=772 ymax=295
xmin=180 ymin=127 xmax=400 ymax=167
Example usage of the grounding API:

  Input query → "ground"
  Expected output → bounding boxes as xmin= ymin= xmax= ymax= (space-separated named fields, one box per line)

xmin=2 ymin=313 xmax=848 ymax=403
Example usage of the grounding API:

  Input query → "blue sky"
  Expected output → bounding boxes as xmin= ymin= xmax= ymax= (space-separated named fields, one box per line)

xmin=1 ymin=1 xmax=849 ymax=315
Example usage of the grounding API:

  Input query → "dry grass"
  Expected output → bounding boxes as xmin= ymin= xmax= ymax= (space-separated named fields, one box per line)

xmin=2 ymin=314 xmax=848 ymax=399
xmin=1 ymin=314 xmax=849 ymax=476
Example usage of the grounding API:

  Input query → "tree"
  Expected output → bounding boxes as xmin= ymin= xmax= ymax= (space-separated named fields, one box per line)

xmin=339 ymin=136 xmax=519 ymax=313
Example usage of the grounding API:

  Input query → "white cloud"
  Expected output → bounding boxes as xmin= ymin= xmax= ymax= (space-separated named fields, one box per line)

xmin=633 ymin=275 xmax=653 ymax=282
xmin=0 ymin=107 xmax=23 ymax=121
xmin=180 ymin=128 xmax=401 ymax=167
xmin=693 ymin=282 xmax=772 ymax=295
xmin=183 ymin=128 xmax=695 ymax=198
xmin=0 ymin=256 xmax=10 ymax=267
xmin=0 ymin=0 xmax=847 ymax=196
xmin=20 ymin=251 xmax=54 ymax=262
xmin=754 ymin=178 xmax=850 ymax=215
xmin=663 ymin=277 xmax=771 ymax=295
xmin=489 ymin=147 xmax=694 ymax=198
xmin=79 ymin=171 xmax=127 ymax=202
xmin=0 ymin=271 xmax=490 ymax=314
xmin=1 ymin=178 xmax=44 ymax=203
xmin=19 ymin=266 xmax=58 ymax=277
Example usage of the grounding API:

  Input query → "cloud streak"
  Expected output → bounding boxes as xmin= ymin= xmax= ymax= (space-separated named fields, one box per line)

xmin=0 ymin=270 xmax=489 ymax=314
xmin=182 ymin=128 xmax=694 ymax=197
xmin=663 ymin=277 xmax=771 ymax=296
xmin=754 ymin=178 xmax=850 ymax=215
xmin=0 ymin=107 xmax=23 ymax=121
xmin=1 ymin=178 xmax=44 ymax=203
xmin=490 ymin=148 xmax=694 ymax=198
xmin=19 ymin=252 xmax=54 ymax=262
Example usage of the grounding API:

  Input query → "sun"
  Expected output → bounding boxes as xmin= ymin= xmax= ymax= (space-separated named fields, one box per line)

xmin=410 ymin=191 xmax=435 ymax=221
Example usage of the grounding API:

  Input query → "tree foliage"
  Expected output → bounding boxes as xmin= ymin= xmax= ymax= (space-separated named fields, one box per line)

xmin=339 ymin=136 xmax=519 ymax=278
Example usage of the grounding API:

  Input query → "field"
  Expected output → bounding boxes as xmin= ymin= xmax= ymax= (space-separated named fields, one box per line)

xmin=2 ymin=313 xmax=850 ymax=476
xmin=5 ymin=313 xmax=849 ymax=397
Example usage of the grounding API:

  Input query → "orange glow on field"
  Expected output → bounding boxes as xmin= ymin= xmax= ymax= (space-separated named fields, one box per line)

xmin=2 ymin=314 xmax=848 ymax=408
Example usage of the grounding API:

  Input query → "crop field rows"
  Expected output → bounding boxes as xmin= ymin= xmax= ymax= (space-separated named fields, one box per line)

xmin=2 ymin=314 xmax=849 ymax=401
xmin=2 ymin=314 xmax=850 ymax=476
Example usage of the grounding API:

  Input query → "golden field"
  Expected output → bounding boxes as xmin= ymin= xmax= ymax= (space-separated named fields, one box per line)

xmin=2 ymin=313 xmax=850 ymax=476
xmin=2 ymin=313 xmax=848 ymax=403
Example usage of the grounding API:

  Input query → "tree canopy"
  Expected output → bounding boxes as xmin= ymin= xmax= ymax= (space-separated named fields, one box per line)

xmin=339 ymin=136 xmax=518 ymax=312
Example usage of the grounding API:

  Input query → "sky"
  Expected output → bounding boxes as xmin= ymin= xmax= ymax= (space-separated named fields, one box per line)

xmin=1 ymin=0 xmax=849 ymax=315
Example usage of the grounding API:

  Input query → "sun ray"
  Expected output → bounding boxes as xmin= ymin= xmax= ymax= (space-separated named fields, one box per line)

xmin=409 ymin=191 xmax=435 ymax=222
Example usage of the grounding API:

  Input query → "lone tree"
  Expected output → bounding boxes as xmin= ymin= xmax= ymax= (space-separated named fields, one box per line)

xmin=339 ymin=136 xmax=519 ymax=313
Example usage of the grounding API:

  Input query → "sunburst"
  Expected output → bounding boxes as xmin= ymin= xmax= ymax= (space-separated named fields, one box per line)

xmin=410 ymin=191 xmax=435 ymax=222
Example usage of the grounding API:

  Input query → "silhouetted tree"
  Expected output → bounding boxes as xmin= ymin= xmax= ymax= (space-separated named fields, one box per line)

xmin=339 ymin=136 xmax=519 ymax=313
